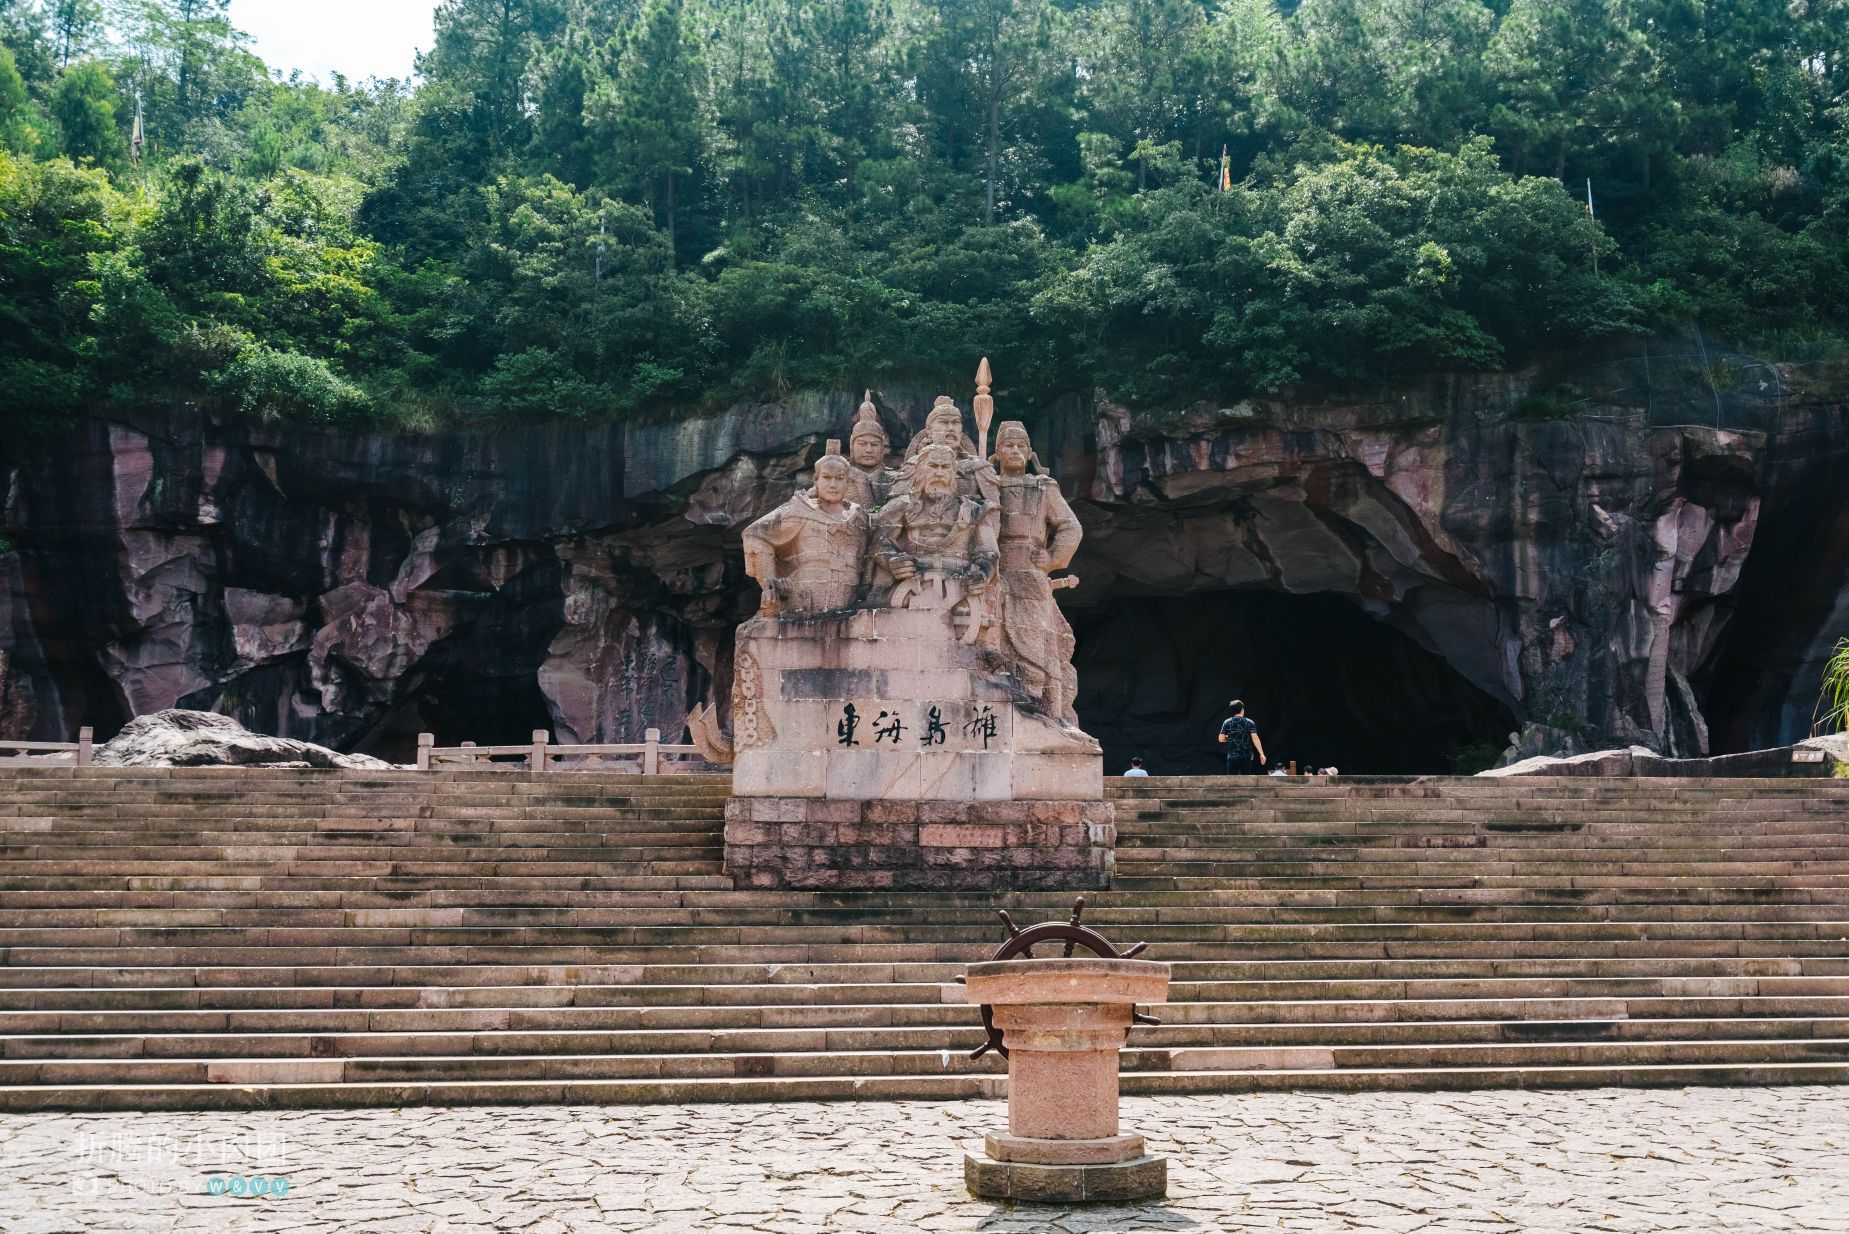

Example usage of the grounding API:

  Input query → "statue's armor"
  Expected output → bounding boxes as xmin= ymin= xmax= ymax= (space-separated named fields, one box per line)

xmin=741 ymin=492 xmax=870 ymax=614
xmin=846 ymin=464 xmax=893 ymax=512
xmin=874 ymin=493 xmax=998 ymax=594
xmin=992 ymin=472 xmax=1083 ymax=726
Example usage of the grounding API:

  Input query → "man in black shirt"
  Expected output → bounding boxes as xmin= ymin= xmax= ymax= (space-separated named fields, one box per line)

xmin=1218 ymin=700 xmax=1266 ymax=774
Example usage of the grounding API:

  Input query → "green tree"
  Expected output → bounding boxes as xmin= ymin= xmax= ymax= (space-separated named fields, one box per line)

xmin=0 ymin=150 xmax=124 ymax=429
xmin=770 ymin=0 xmax=892 ymax=207
xmin=50 ymin=60 xmax=121 ymax=165
xmin=1080 ymin=0 xmax=1209 ymax=189
xmin=1637 ymin=0 xmax=1790 ymax=157
xmin=466 ymin=173 xmax=689 ymax=411
xmin=1032 ymin=139 xmax=1637 ymax=403
xmin=528 ymin=25 xmax=602 ymax=187
xmin=590 ymin=0 xmax=701 ymax=258
xmin=0 ymin=0 xmax=54 ymax=92
xmin=0 ymin=44 xmax=44 ymax=152
xmin=1486 ymin=0 xmax=1667 ymax=182
xmin=139 ymin=156 xmax=272 ymax=317
xmin=1277 ymin=0 xmax=1497 ymax=146
xmin=422 ymin=0 xmax=566 ymax=159
xmin=915 ymin=0 xmax=1061 ymax=225
xmin=49 ymin=0 xmax=103 ymax=66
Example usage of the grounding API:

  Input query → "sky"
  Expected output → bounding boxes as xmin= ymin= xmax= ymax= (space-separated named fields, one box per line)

xmin=228 ymin=0 xmax=437 ymax=83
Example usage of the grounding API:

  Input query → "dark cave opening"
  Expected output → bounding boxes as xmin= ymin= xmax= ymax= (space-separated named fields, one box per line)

xmin=1070 ymin=591 xmax=1518 ymax=776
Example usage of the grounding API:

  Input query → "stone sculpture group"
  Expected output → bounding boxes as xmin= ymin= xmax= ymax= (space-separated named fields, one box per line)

xmin=713 ymin=361 xmax=1114 ymax=890
xmin=739 ymin=379 xmax=1085 ymax=731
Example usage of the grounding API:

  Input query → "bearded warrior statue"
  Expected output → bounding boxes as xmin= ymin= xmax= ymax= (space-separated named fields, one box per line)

xmin=873 ymin=442 xmax=999 ymax=619
xmin=890 ymin=396 xmax=1000 ymax=505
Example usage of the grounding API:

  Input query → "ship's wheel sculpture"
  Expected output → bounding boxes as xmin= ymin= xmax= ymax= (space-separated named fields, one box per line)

xmin=964 ymin=896 xmax=1161 ymax=1060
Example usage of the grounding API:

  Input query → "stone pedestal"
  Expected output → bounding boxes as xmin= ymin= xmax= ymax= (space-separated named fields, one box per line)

xmin=961 ymin=958 xmax=1171 ymax=1203
xmin=726 ymin=605 xmax=1109 ymax=890
xmin=730 ymin=607 xmax=1101 ymax=801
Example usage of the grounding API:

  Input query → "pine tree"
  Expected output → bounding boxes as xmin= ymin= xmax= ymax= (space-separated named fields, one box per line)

xmin=49 ymin=0 xmax=102 ymax=67
xmin=1081 ymin=0 xmax=1208 ymax=188
xmin=1486 ymin=0 xmax=1663 ymax=181
xmin=423 ymin=0 xmax=567 ymax=157
xmin=592 ymin=0 xmax=701 ymax=259
xmin=915 ymin=0 xmax=1060 ymax=225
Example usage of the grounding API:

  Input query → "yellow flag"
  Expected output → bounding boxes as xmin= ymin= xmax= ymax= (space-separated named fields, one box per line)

xmin=1219 ymin=145 xmax=1231 ymax=192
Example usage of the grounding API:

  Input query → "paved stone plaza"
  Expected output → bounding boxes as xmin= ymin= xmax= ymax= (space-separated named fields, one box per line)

xmin=1 ymin=1087 xmax=1845 ymax=1233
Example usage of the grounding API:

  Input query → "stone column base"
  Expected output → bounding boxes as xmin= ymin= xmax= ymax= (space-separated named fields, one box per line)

xmin=724 ymin=798 xmax=1114 ymax=890
xmin=964 ymin=1143 xmax=1167 ymax=1203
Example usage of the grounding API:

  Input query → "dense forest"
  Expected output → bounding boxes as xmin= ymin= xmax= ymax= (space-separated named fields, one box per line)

xmin=1 ymin=0 xmax=1845 ymax=431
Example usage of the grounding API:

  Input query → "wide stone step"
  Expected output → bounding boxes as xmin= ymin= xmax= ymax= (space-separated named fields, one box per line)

xmin=8 ymin=908 xmax=1847 ymax=940
xmin=15 ymin=1058 xmax=1849 ymax=1111
xmin=7 ymin=911 xmax=1848 ymax=938
xmin=13 ymin=1013 xmax=1849 ymax=1069
xmin=1113 ymin=875 xmax=1849 ymax=890
xmin=5 ymin=958 xmax=1844 ymax=993
xmin=11 ymin=984 xmax=1849 ymax=1034
xmin=2 ymin=824 xmax=725 ymax=842
xmin=7 ymin=947 xmax=1841 ymax=976
xmin=7 ymin=1034 xmax=1849 ymax=1088
xmin=0 ymin=846 xmax=724 ymax=865
xmin=0 ymin=876 xmax=740 ymax=891
xmin=13 ymin=890 xmax=1849 ymax=919
xmin=8 ymin=984 xmax=1848 ymax=1023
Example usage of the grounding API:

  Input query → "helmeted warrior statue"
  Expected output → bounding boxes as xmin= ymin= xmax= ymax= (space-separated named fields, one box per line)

xmin=741 ymin=446 xmax=870 ymax=616
xmin=990 ymin=420 xmax=1084 ymax=726
xmin=891 ymin=396 xmax=1000 ymax=505
xmin=846 ymin=391 xmax=894 ymax=511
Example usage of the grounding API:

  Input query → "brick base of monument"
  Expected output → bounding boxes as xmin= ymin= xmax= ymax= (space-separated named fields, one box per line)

xmin=723 ymin=798 xmax=1115 ymax=890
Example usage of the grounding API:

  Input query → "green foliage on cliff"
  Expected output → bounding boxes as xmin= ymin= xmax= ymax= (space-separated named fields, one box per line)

xmin=0 ymin=0 xmax=1845 ymax=427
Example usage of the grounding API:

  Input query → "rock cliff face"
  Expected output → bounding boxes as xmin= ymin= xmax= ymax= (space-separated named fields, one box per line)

xmin=1 ymin=352 xmax=1843 ymax=773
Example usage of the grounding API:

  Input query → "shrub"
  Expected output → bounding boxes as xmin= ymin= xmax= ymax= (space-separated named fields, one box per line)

xmin=211 ymin=345 xmax=372 ymax=423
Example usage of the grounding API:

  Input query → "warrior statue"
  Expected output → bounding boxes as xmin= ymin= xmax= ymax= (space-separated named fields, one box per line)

xmin=990 ymin=421 xmax=1083 ymax=726
xmin=890 ymin=396 xmax=1000 ymax=505
xmin=740 ymin=447 xmax=870 ymax=616
xmin=846 ymin=392 xmax=894 ymax=511
xmin=873 ymin=443 xmax=998 ymax=615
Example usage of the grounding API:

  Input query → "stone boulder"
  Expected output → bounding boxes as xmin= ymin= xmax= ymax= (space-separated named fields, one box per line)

xmin=1482 ymin=733 xmax=1849 ymax=778
xmin=93 ymin=710 xmax=394 ymax=769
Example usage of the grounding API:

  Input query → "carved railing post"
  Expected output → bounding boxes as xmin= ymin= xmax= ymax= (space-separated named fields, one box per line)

xmin=530 ymin=730 xmax=550 ymax=772
xmin=415 ymin=732 xmax=433 ymax=770
xmin=644 ymin=727 xmax=661 ymax=776
xmin=76 ymin=727 xmax=93 ymax=767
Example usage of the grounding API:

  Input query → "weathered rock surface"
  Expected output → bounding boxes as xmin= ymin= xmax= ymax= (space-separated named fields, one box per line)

xmin=93 ymin=709 xmax=393 ymax=769
xmin=0 ymin=341 xmax=1842 ymax=770
xmin=1483 ymin=732 xmax=1849 ymax=778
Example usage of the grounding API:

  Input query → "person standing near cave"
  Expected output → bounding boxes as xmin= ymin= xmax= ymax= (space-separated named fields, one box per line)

xmin=1218 ymin=700 xmax=1266 ymax=774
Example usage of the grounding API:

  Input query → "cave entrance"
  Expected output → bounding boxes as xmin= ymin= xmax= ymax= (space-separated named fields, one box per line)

xmin=1069 ymin=591 xmax=1517 ymax=776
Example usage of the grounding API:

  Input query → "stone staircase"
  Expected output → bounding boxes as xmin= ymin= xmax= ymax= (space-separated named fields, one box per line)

xmin=1 ymin=767 xmax=1846 ymax=1110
